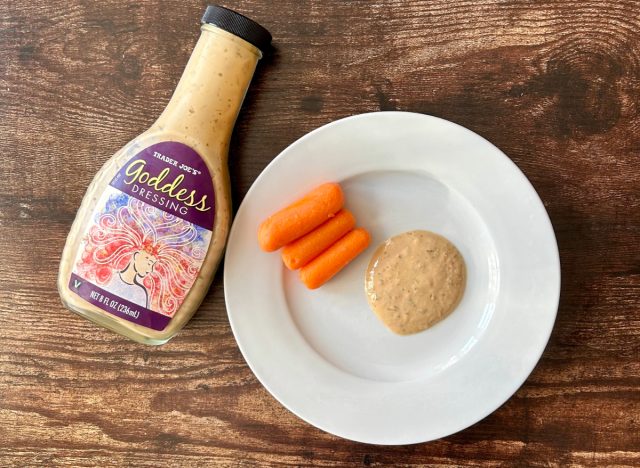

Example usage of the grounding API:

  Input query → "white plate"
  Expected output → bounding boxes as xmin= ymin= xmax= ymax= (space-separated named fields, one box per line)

xmin=223 ymin=112 xmax=560 ymax=445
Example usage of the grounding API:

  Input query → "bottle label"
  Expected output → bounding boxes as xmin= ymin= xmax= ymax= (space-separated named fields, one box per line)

xmin=69 ymin=141 xmax=215 ymax=331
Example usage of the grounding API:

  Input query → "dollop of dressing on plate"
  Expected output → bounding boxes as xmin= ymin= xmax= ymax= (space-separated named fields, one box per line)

xmin=365 ymin=230 xmax=466 ymax=335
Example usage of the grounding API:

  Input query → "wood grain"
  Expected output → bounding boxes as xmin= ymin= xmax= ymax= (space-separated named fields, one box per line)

xmin=1 ymin=0 xmax=639 ymax=466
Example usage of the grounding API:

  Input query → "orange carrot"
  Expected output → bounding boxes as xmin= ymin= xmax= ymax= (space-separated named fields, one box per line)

xmin=258 ymin=183 xmax=344 ymax=252
xmin=299 ymin=228 xmax=371 ymax=289
xmin=281 ymin=209 xmax=356 ymax=270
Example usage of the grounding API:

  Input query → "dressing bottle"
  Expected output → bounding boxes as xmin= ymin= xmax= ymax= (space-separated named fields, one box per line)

xmin=58 ymin=5 xmax=271 ymax=344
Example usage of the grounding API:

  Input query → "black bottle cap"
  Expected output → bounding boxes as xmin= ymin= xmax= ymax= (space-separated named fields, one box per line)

xmin=201 ymin=5 xmax=272 ymax=53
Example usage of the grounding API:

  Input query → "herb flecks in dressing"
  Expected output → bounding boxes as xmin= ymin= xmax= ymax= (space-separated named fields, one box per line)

xmin=365 ymin=230 xmax=466 ymax=335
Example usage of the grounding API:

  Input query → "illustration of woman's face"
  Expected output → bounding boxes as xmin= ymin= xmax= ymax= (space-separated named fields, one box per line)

xmin=133 ymin=251 xmax=158 ymax=277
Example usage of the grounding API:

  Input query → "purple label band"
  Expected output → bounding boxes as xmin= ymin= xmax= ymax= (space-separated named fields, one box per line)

xmin=69 ymin=273 xmax=171 ymax=331
xmin=110 ymin=141 xmax=215 ymax=231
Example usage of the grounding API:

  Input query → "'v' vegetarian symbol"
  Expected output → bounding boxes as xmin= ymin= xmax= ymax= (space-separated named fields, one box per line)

xmin=73 ymin=279 xmax=82 ymax=289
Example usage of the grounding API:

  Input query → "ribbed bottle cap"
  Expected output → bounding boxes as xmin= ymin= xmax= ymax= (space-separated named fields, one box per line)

xmin=201 ymin=5 xmax=272 ymax=53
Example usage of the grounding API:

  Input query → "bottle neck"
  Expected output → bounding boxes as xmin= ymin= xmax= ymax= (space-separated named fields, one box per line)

xmin=153 ymin=25 xmax=261 ymax=155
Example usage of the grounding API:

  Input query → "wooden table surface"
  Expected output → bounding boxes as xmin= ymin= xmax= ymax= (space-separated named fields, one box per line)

xmin=1 ymin=0 xmax=639 ymax=466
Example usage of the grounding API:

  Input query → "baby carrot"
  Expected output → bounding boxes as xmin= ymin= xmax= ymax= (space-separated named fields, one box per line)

xmin=281 ymin=209 xmax=356 ymax=270
xmin=258 ymin=183 xmax=344 ymax=252
xmin=299 ymin=228 xmax=371 ymax=289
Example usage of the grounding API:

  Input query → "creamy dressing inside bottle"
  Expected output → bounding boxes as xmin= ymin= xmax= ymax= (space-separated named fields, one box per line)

xmin=58 ymin=6 xmax=271 ymax=344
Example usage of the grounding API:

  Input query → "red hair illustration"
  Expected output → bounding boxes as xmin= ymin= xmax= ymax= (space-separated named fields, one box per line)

xmin=75 ymin=194 xmax=209 ymax=316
